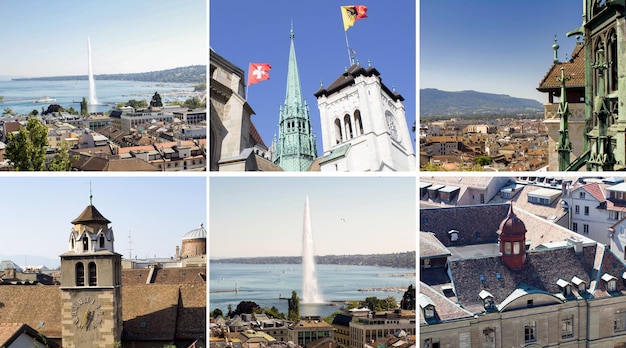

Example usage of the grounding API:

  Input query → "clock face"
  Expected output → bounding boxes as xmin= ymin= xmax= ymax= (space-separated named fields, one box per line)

xmin=72 ymin=297 xmax=104 ymax=331
xmin=385 ymin=111 xmax=400 ymax=142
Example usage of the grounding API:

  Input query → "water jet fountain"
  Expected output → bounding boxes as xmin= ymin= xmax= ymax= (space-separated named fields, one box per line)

xmin=302 ymin=195 xmax=323 ymax=304
xmin=87 ymin=36 xmax=98 ymax=106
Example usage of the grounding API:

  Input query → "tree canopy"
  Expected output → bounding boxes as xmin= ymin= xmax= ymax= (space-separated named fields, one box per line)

xmin=5 ymin=118 xmax=48 ymax=171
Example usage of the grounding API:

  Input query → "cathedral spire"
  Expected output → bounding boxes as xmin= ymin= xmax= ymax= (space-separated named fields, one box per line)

xmin=273 ymin=23 xmax=318 ymax=171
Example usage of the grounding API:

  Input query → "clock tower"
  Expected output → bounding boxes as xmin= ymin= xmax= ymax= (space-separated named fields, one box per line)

xmin=60 ymin=196 xmax=122 ymax=347
xmin=314 ymin=63 xmax=415 ymax=171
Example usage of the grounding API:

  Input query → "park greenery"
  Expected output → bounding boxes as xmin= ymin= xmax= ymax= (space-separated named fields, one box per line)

xmin=4 ymin=118 xmax=72 ymax=171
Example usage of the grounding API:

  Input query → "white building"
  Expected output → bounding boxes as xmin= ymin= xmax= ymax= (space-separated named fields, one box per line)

xmin=314 ymin=64 xmax=415 ymax=172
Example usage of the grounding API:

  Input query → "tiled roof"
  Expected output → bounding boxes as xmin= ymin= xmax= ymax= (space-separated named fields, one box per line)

xmin=577 ymin=182 xmax=607 ymax=203
xmin=537 ymin=43 xmax=585 ymax=91
xmin=0 ymin=281 xmax=206 ymax=343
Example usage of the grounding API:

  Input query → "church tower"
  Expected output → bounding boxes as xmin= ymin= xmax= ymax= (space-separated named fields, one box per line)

xmin=272 ymin=25 xmax=318 ymax=171
xmin=314 ymin=63 xmax=415 ymax=171
xmin=60 ymin=194 xmax=122 ymax=347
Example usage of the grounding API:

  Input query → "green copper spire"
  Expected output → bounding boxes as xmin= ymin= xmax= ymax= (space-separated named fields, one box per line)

xmin=556 ymin=67 xmax=572 ymax=171
xmin=273 ymin=24 xmax=318 ymax=171
xmin=588 ymin=47 xmax=615 ymax=171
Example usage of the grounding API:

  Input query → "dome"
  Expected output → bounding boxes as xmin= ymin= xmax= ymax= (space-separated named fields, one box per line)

xmin=182 ymin=224 xmax=206 ymax=240
xmin=498 ymin=204 xmax=526 ymax=236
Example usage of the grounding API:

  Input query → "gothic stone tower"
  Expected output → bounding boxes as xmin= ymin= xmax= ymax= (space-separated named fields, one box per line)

xmin=272 ymin=25 xmax=318 ymax=171
xmin=314 ymin=64 xmax=416 ymax=171
xmin=60 ymin=201 xmax=122 ymax=347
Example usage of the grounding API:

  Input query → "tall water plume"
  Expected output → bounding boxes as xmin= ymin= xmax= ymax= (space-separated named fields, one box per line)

xmin=302 ymin=195 xmax=323 ymax=303
xmin=87 ymin=36 xmax=98 ymax=105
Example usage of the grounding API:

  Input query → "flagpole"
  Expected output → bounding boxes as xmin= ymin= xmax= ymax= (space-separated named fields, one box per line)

xmin=344 ymin=30 xmax=352 ymax=66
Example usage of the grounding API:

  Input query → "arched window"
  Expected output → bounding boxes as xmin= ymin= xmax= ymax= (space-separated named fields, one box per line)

xmin=334 ymin=118 xmax=343 ymax=144
xmin=82 ymin=235 xmax=89 ymax=251
xmin=99 ymin=235 xmax=105 ymax=249
xmin=76 ymin=262 xmax=84 ymax=286
xmin=344 ymin=114 xmax=353 ymax=139
xmin=88 ymin=262 xmax=97 ymax=286
xmin=354 ymin=110 xmax=363 ymax=136
xmin=71 ymin=237 xmax=75 ymax=250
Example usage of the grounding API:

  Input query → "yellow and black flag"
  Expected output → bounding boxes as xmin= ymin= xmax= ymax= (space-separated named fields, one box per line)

xmin=341 ymin=5 xmax=368 ymax=31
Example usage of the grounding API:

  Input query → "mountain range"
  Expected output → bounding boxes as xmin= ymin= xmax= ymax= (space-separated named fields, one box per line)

xmin=420 ymin=88 xmax=544 ymax=117
xmin=12 ymin=65 xmax=206 ymax=84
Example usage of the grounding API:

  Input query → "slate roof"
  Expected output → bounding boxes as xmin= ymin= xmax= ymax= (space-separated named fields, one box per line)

xmin=314 ymin=64 xmax=403 ymax=102
xmin=419 ymin=232 xmax=451 ymax=258
xmin=419 ymin=282 xmax=473 ymax=325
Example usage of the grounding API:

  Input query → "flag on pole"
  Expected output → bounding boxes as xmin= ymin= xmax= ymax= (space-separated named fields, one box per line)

xmin=248 ymin=63 xmax=272 ymax=86
xmin=341 ymin=5 xmax=368 ymax=31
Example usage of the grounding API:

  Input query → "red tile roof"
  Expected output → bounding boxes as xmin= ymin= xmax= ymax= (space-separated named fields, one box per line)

xmin=538 ymin=44 xmax=585 ymax=91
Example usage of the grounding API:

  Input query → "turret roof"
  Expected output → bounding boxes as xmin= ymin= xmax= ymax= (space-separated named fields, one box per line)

xmin=314 ymin=64 xmax=403 ymax=102
xmin=71 ymin=204 xmax=111 ymax=225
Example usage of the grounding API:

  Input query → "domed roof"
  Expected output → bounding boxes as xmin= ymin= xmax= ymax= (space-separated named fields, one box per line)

xmin=498 ymin=204 xmax=526 ymax=236
xmin=182 ymin=224 xmax=206 ymax=240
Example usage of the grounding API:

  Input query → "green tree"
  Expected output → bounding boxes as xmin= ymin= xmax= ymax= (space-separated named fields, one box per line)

xmin=80 ymin=97 xmax=89 ymax=116
xmin=211 ymin=308 xmax=224 ymax=318
xmin=227 ymin=304 xmax=233 ymax=318
xmin=5 ymin=118 xmax=48 ymax=171
xmin=400 ymin=284 xmax=416 ymax=310
xmin=287 ymin=290 xmax=300 ymax=321
xmin=127 ymin=99 xmax=148 ymax=109
xmin=67 ymin=107 xmax=79 ymax=115
xmin=150 ymin=91 xmax=163 ymax=107
xmin=30 ymin=109 xmax=39 ymax=116
xmin=183 ymin=96 xmax=205 ymax=109
xmin=48 ymin=141 xmax=73 ymax=171
xmin=2 ymin=107 xmax=14 ymax=116
xmin=475 ymin=155 xmax=492 ymax=166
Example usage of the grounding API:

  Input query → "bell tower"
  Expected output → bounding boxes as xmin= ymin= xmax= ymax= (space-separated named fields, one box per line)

xmin=314 ymin=63 xmax=415 ymax=171
xmin=60 ymin=193 xmax=122 ymax=347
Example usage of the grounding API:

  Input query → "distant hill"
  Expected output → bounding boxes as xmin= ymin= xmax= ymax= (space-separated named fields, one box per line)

xmin=420 ymin=88 xmax=543 ymax=117
xmin=211 ymin=251 xmax=416 ymax=269
xmin=13 ymin=65 xmax=206 ymax=84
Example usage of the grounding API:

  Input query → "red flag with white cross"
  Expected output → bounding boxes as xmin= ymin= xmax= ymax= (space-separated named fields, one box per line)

xmin=248 ymin=63 xmax=272 ymax=86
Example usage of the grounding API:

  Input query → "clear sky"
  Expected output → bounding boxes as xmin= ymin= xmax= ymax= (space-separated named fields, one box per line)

xmin=210 ymin=1 xmax=416 ymax=153
xmin=421 ymin=1 xmax=583 ymax=102
xmin=0 ymin=175 xmax=206 ymax=267
xmin=0 ymin=0 xmax=206 ymax=78
xmin=209 ymin=176 xmax=416 ymax=259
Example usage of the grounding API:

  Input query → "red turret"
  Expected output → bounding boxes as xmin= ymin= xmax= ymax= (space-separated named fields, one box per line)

xmin=497 ymin=204 xmax=527 ymax=270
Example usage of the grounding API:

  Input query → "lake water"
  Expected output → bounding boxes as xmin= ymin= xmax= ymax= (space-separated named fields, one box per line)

xmin=0 ymin=80 xmax=199 ymax=115
xmin=209 ymin=263 xmax=415 ymax=318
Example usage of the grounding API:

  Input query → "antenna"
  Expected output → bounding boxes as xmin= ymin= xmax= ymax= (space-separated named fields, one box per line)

xmin=127 ymin=230 xmax=133 ymax=259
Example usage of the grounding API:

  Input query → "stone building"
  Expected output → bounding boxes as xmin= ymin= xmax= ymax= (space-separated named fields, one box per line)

xmin=420 ymin=202 xmax=626 ymax=347
xmin=209 ymin=49 xmax=280 ymax=171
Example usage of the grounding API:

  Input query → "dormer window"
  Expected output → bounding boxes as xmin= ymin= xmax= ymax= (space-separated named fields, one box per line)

xmin=602 ymin=273 xmax=617 ymax=292
xmin=572 ymin=276 xmax=586 ymax=293
xmin=420 ymin=293 xmax=436 ymax=321
xmin=99 ymin=235 xmax=105 ymax=249
xmin=82 ymin=235 xmax=89 ymax=251
xmin=479 ymin=290 xmax=494 ymax=310
xmin=424 ymin=305 xmax=435 ymax=319
xmin=557 ymin=279 xmax=573 ymax=297
xmin=448 ymin=230 xmax=459 ymax=242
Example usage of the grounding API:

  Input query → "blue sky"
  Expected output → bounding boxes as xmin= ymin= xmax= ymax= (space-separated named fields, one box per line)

xmin=0 ymin=176 xmax=206 ymax=267
xmin=210 ymin=1 xmax=416 ymax=153
xmin=209 ymin=176 xmax=416 ymax=259
xmin=0 ymin=0 xmax=206 ymax=77
xmin=421 ymin=1 xmax=583 ymax=102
